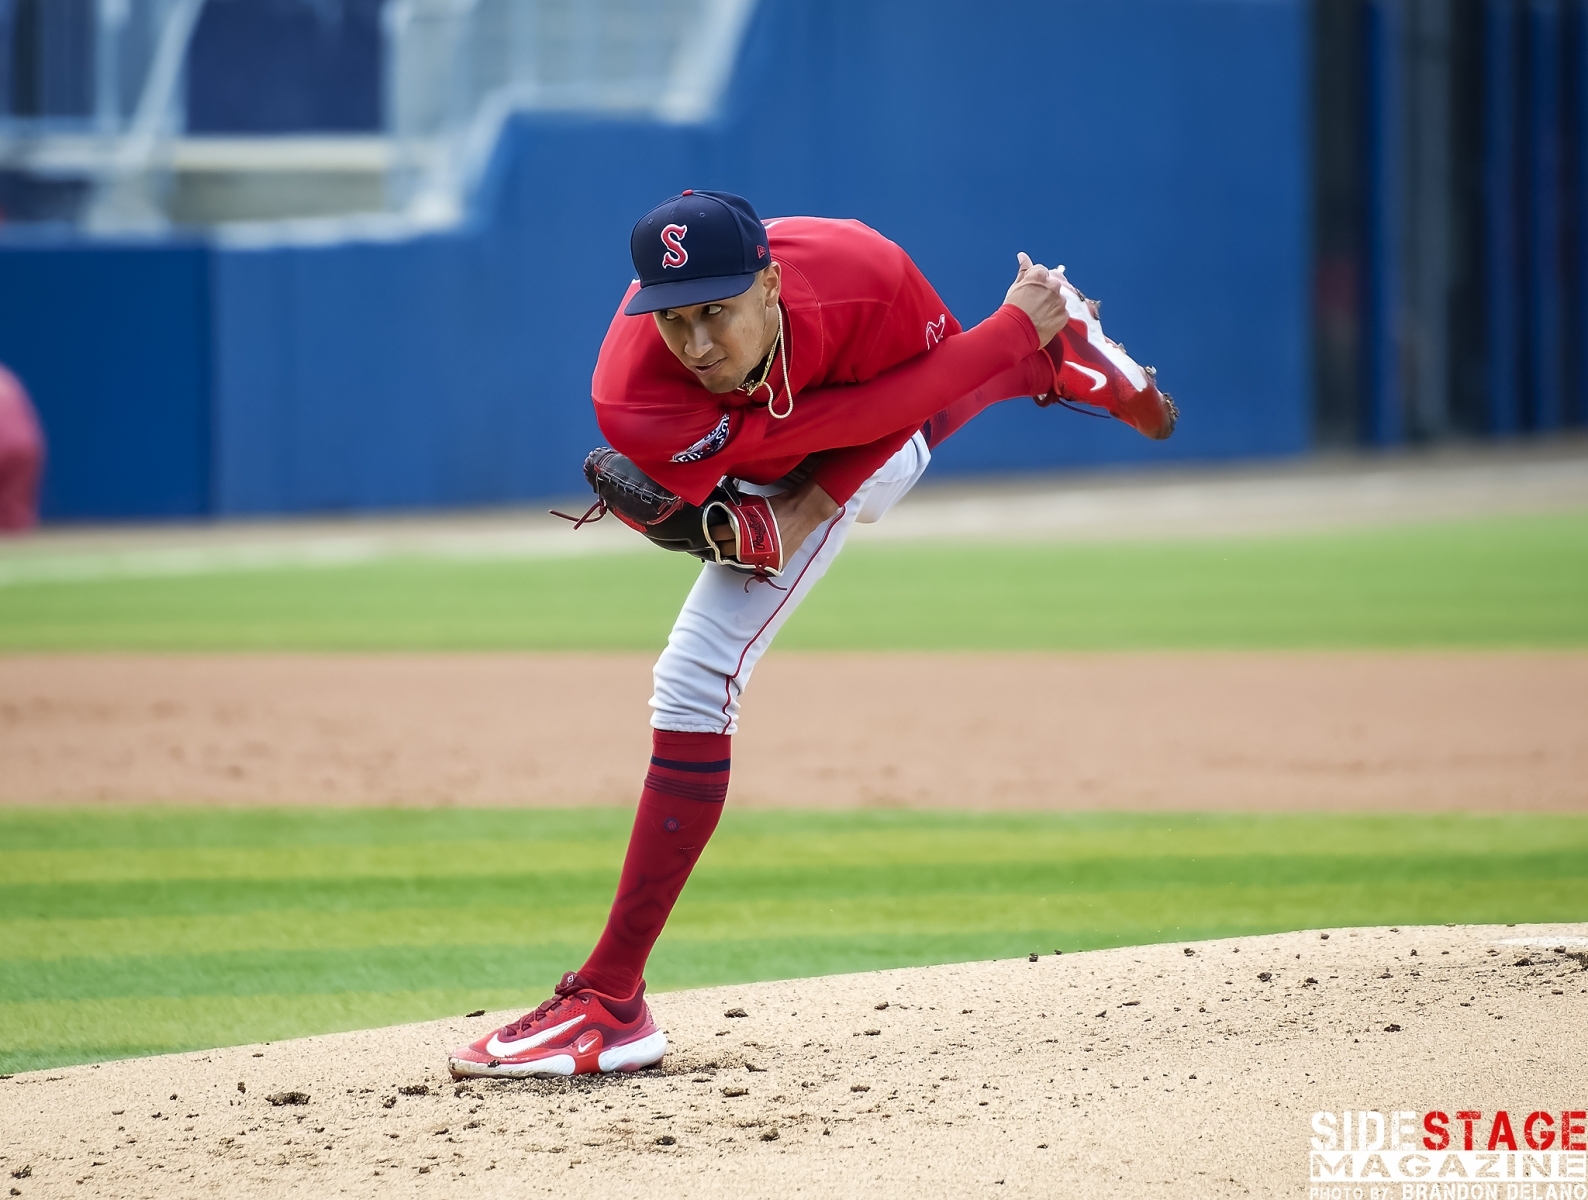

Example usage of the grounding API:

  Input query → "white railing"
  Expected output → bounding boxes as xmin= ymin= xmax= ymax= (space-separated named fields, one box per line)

xmin=383 ymin=0 xmax=757 ymax=223
xmin=0 ymin=0 xmax=206 ymax=226
xmin=0 ymin=0 xmax=756 ymax=229
xmin=86 ymin=0 xmax=207 ymax=228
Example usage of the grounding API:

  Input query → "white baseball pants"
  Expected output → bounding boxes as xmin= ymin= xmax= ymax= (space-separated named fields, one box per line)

xmin=650 ymin=431 xmax=931 ymax=733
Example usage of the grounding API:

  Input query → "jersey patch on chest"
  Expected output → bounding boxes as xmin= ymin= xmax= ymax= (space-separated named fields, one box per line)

xmin=670 ymin=411 xmax=732 ymax=463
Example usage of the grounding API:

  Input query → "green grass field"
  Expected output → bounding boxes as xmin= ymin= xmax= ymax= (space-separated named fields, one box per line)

xmin=4 ymin=807 xmax=1587 ymax=1074
xmin=1 ymin=511 xmax=1585 ymax=650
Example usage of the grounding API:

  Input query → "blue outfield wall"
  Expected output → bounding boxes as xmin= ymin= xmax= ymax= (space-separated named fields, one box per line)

xmin=0 ymin=0 xmax=1310 ymax=520
xmin=210 ymin=121 xmax=719 ymax=513
xmin=0 ymin=237 xmax=214 ymax=518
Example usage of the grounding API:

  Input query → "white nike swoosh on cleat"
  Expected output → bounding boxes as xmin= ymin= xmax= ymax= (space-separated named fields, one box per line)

xmin=485 ymin=1014 xmax=585 ymax=1058
xmin=1070 ymin=364 xmax=1108 ymax=392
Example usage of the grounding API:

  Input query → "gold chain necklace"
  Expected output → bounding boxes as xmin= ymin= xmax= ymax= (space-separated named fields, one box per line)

xmin=738 ymin=304 xmax=794 ymax=419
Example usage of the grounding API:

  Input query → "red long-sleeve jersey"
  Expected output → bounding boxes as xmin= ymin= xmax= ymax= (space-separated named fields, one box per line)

xmin=590 ymin=217 xmax=1045 ymax=506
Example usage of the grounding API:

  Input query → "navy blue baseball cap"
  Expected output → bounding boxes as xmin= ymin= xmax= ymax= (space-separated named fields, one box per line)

xmin=624 ymin=190 xmax=772 ymax=315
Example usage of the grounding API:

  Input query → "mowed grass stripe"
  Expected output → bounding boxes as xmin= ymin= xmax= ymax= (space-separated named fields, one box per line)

xmin=3 ymin=808 xmax=1586 ymax=1073
xmin=8 ymin=807 xmax=1585 ymax=864
xmin=6 ymin=876 xmax=1588 ymax=1001
xmin=0 ymin=510 xmax=1584 ymax=650
xmin=2 ymin=945 xmax=586 ymax=1005
xmin=5 ymin=852 xmax=1587 ymax=961
xmin=6 ymin=846 xmax=1586 ymax=925
xmin=0 ymin=842 xmax=624 ymax=886
xmin=1 ymin=988 xmax=545 ymax=1067
xmin=799 ymin=511 xmax=1588 ymax=650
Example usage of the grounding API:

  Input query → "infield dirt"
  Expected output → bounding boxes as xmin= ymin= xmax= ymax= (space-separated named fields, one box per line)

xmin=3 ymin=923 xmax=1585 ymax=1199
xmin=2 ymin=650 xmax=1584 ymax=811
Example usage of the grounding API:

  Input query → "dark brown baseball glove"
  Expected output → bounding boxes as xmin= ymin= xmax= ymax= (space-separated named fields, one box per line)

xmin=554 ymin=447 xmax=783 ymax=577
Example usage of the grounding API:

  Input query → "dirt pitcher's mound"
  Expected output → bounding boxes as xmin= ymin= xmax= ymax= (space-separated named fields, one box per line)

xmin=3 ymin=925 xmax=1585 ymax=1199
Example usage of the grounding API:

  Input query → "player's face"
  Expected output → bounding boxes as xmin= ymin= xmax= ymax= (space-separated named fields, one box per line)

xmin=653 ymin=264 xmax=782 ymax=394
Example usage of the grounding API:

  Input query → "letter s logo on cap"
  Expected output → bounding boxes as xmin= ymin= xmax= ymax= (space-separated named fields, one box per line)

xmin=660 ymin=224 xmax=689 ymax=270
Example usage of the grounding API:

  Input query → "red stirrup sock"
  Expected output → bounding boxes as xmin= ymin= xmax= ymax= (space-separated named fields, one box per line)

xmin=579 ymin=730 xmax=731 ymax=999
xmin=922 ymin=352 xmax=1056 ymax=448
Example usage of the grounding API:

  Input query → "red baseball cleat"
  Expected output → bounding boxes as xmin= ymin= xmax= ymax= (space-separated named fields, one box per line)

xmin=1036 ymin=267 xmax=1178 ymax=440
xmin=448 ymin=972 xmax=667 ymax=1079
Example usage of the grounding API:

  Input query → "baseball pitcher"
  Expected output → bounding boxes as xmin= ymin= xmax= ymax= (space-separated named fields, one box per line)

xmin=449 ymin=191 xmax=1174 ymax=1079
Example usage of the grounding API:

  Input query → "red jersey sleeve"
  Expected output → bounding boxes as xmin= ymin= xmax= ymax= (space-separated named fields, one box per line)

xmin=805 ymin=353 xmax=1057 ymax=504
xmin=600 ymin=304 xmax=1039 ymax=504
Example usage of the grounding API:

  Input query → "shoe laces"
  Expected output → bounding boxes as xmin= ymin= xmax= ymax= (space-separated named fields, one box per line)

xmin=1036 ymin=393 xmax=1110 ymax=419
xmin=501 ymin=972 xmax=592 ymax=1036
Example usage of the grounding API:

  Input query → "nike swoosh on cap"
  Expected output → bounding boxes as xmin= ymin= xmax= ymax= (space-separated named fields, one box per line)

xmin=486 ymin=1013 xmax=585 ymax=1057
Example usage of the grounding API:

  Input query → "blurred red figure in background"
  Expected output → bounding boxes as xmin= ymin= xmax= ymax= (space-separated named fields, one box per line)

xmin=0 ymin=364 xmax=45 ymax=532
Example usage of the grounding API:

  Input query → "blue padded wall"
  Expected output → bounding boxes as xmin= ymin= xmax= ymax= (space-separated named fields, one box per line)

xmin=210 ymin=119 xmax=717 ymax=512
xmin=0 ymin=236 xmax=212 ymax=518
xmin=713 ymin=0 xmax=1311 ymax=477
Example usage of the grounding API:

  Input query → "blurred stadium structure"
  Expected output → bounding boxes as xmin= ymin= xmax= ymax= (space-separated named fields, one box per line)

xmin=0 ymin=0 xmax=747 ymax=224
xmin=1314 ymin=0 xmax=1587 ymax=447
xmin=0 ymin=0 xmax=1581 ymax=519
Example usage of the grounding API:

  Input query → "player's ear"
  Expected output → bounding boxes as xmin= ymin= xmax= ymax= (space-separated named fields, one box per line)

xmin=760 ymin=261 xmax=782 ymax=308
